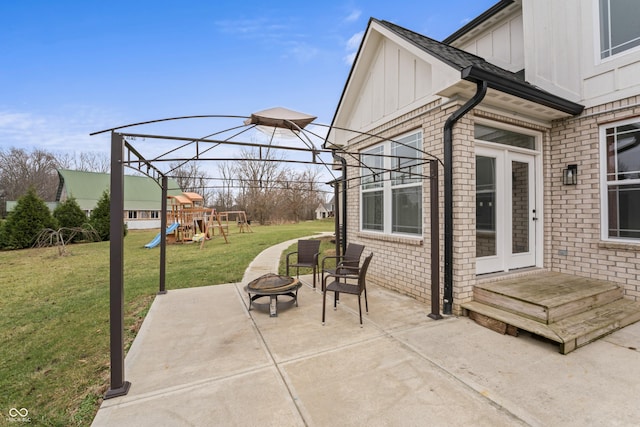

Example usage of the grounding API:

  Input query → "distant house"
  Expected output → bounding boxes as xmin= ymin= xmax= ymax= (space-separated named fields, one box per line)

xmin=315 ymin=196 xmax=335 ymax=219
xmin=56 ymin=169 xmax=183 ymax=229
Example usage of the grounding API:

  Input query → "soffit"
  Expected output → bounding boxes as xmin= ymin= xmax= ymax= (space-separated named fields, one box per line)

xmin=438 ymin=80 xmax=574 ymax=121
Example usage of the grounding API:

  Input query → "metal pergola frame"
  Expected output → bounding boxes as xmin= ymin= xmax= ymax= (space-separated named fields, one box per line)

xmin=91 ymin=113 xmax=442 ymax=399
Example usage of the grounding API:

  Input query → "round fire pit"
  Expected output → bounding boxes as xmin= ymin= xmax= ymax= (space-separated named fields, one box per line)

xmin=244 ymin=273 xmax=301 ymax=317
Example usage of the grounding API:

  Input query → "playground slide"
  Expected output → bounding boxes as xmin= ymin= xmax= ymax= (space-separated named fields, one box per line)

xmin=144 ymin=222 xmax=180 ymax=248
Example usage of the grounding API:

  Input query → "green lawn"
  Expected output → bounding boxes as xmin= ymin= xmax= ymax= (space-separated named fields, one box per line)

xmin=0 ymin=220 xmax=334 ymax=426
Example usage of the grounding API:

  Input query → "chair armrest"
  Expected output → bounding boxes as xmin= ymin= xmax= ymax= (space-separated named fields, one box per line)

xmin=286 ymin=251 xmax=298 ymax=264
xmin=323 ymin=270 xmax=359 ymax=281
xmin=322 ymin=272 xmax=360 ymax=291
xmin=321 ymin=255 xmax=345 ymax=270
xmin=336 ymin=264 xmax=360 ymax=273
xmin=286 ymin=252 xmax=298 ymax=276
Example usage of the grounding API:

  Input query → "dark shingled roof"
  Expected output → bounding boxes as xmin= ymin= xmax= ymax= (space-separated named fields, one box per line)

xmin=380 ymin=19 xmax=526 ymax=85
xmin=375 ymin=19 xmax=584 ymax=115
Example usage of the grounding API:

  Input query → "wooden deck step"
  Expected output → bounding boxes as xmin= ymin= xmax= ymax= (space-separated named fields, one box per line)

xmin=475 ymin=273 xmax=623 ymax=324
xmin=462 ymin=301 xmax=563 ymax=343
xmin=462 ymin=299 xmax=640 ymax=354
xmin=550 ymin=298 xmax=640 ymax=353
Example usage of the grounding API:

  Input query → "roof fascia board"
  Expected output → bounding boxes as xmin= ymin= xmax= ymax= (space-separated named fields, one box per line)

xmin=461 ymin=65 xmax=584 ymax=115
xmin=370 ymin=20 xmax=456 ymax=67
xmin=375 ymin=19 xmax=467 ymax=72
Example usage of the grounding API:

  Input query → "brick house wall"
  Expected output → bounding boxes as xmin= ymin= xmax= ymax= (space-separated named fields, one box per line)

xmin=341 ymin=95 xmax=640 ymax=315
xmin=343 ymin=100 xmax=446 ymax=308
xmin=549 ymin=95 xmax=640 ymax=301
xmin=341 ymin=100 xmax=487 ymax=315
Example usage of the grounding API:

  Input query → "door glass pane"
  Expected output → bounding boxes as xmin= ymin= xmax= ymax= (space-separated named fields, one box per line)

xmin=476 ymin=156 xmax=496 ymax=257
xmin=512 ymin=161 xmax=529 ymax=253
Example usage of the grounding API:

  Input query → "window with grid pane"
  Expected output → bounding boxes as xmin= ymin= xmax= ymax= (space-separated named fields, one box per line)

xmin=600 ymin=0 xmax=640 ymax=59
xmin=360 ymin=131 xmax=422 ymax=235
xmin=603 ymin=120 xmax=640 ymax=240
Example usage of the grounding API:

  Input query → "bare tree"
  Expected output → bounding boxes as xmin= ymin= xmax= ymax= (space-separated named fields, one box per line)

xmin=0 ymin=147 xmax=60 ymax=201
xmin=55 ymin=152 xmax=75 ymax=170
xmin=167 ymin=161 xmax=213 ymax=204
xmin=229 ymin=149 xmax=325 ymax=224
xmin=233 ymin=147 xmax=288 ymax=224
xmin=76 ymin=152 xmax=110 ymax=173
xmin=55 ymin=151 xmax=110 ymax=173
xmin=213 ymin=162 xmax=236 ymax=211
xmin=283 ymin=167 xmax=324 ymax=221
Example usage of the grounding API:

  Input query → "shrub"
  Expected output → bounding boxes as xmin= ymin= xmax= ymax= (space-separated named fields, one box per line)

xmin=88 ymin=190 xmax=128 ymax=242
xmin=90 ymin=190 xmax=110 ymax=241
xmin=53 ymin=196 xmax=88 ymax=242
xmin=0 ymin=220 xmax=6 ymax=249
xmin=2 ymin=187 xmax=57 ymax=249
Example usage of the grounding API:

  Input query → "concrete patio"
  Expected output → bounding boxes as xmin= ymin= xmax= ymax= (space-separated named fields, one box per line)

xmin=92 ymin=237 xmax=640 ymax=426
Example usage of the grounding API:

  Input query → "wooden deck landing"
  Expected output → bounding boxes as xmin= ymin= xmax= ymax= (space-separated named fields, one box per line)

xmin=462 ymin=271 xmax=640 ymax=354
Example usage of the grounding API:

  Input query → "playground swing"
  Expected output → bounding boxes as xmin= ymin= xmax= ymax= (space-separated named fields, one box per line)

xmin=199 ymin=208 xmax=229 ymax=249
xmin=221 ymin=211 xmax=253 ymax=233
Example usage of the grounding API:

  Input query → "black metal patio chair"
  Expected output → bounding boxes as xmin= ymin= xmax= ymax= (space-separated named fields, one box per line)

xmin=322 ymin=252 xmax=374 ymax=327
xmin=320 ymin=243 xmax=365 ymax=290
xmin=286 ymin=239 xmax=321 ymax=288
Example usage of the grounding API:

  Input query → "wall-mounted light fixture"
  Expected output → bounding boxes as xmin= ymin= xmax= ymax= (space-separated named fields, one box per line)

xmin=563 ymin=164 xmax=578 ymax=185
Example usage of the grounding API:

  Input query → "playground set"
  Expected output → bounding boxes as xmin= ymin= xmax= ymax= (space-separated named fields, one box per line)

xmin=144 ymin=192 xmax=252 ymax=248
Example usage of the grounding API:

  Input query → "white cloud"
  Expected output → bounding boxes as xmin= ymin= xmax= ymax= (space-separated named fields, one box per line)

xmin=343 ymin=30 xmax=364 ymax=65
xmin=213 ymin=17 xmax=293 ymax=46
xmin=345 ymin=9 xmax=361 ymax=23
xmin=343 ymin=51 xmax=358 ymax=65
xmin=283 ymin=41 xmax=319 ymax=62
xmin=214 ymin=17 xmax=274 ymax=37
xmin=346 ymin=30 xmax=364 ymax=51
xmin=0 ymin=108 xmax=120 ymax=155
xmin=0 ymin=112 xmax=45 ymax=131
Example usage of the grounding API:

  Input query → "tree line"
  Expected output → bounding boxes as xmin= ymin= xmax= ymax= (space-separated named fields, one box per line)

xmin=0 ymin=147 xmax=330 ymax=224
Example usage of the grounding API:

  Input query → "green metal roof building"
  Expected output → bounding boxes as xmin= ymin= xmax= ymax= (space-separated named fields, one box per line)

xmin=56 ymin=169 xmax=183 ymax=229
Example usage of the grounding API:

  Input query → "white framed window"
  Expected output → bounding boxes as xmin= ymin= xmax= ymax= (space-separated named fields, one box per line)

xmin=128 ymin=211 xmax=138 ymax=219
xmin=150 ymin=211 xmax=159 ymax=219
xmin=360 ymin=131 xmax=423 ymax=236
xmin=599 ymin=0 xmax=640 ymax=59
xmin=361 ymin=145 xmax=384 ymax=231
xmin=600 ymin=118 xmax=640 ymax=241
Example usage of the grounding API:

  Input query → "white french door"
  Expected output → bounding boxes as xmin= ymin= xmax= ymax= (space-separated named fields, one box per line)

xmin=476 ymin=146 xmax=538 ymax=274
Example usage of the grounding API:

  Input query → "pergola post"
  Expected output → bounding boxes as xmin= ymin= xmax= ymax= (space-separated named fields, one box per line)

xmin=105 ymin=132 xmax=131 ymax=399
xmin=331 ymin=180 xmax=341 ymax=258
xmin=159 ymin=175 xmax=168 ymax=295
xmin=337 ymin=155 xmax=347 ymax=256
xmin=428 ymin=160 xmax=442 ymax=320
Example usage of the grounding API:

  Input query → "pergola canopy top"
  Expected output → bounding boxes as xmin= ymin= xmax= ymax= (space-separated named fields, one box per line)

xmin=244 ymin=107 xmax=317 ymax=131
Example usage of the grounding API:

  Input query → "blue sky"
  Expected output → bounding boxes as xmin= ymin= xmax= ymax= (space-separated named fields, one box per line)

xmin=0 ymin=0 xmax=495 ymax=164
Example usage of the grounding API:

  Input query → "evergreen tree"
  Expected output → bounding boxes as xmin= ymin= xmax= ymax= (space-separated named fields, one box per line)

xmin=0 ymin=220 xmax=7 ymax=249
xmin=3 ymin=187 xmax=57 ymax=249
xmin=90 ymin=190 xmax=110 ymax=241
xmin=53 ymin=196 xmax=88 ymax=242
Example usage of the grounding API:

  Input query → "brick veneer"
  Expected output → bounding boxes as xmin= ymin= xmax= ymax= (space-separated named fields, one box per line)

xmin=548 ymin=95 xmax=640 ymax=301
xmin=340 ymin=96 xmax=640 ymax=317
